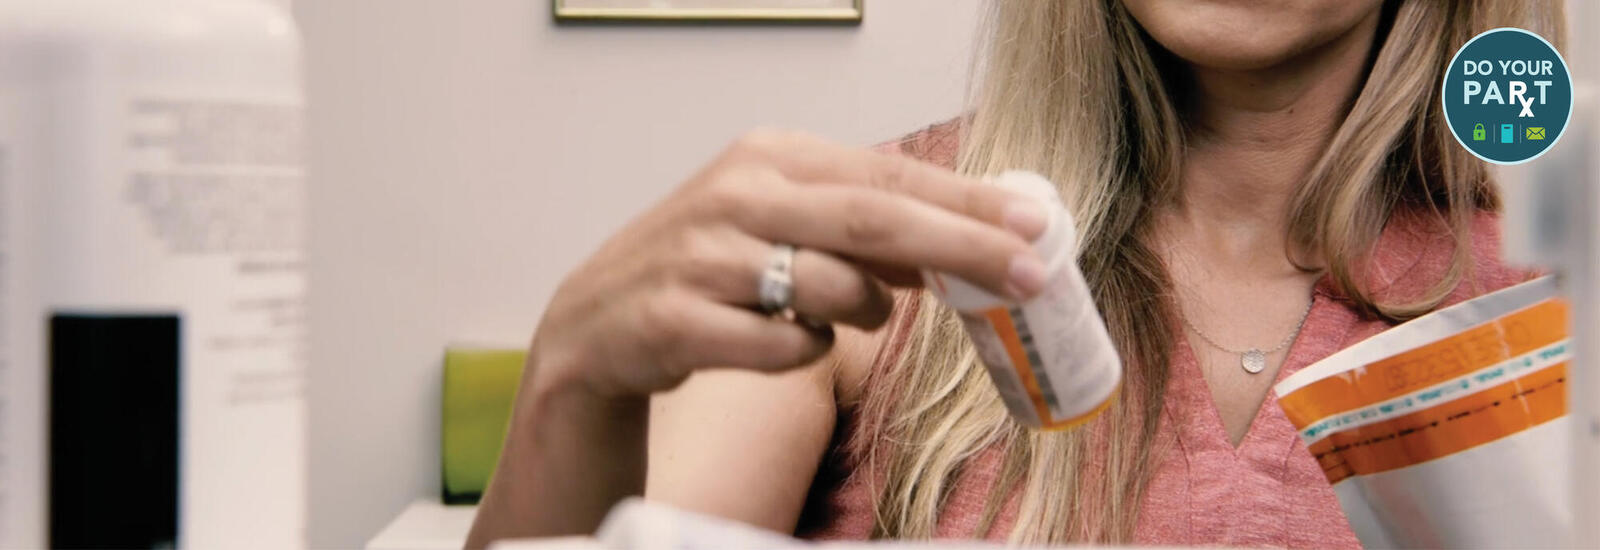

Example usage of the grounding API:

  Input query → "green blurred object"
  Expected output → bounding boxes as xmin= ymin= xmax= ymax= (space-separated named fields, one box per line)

xmin=441 ymin=347 xmax=526 ymax=504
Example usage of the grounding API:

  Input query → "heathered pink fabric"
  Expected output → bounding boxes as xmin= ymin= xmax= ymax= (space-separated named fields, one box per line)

xmin=793 ymin=122 xmax=1533 ymax=547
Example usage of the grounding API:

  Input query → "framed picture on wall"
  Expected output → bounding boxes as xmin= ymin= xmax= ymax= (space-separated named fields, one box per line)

xmin=553 ymin=0 xmax=862 ymax=23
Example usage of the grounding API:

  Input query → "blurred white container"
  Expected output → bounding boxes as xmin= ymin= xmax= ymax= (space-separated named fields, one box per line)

xmin=0 ymin=0 xmax=306 ymax=547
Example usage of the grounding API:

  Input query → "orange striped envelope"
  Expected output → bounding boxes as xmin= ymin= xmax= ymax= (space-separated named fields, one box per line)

xmin=1274 ymin=276 xmax=1569 ymax=548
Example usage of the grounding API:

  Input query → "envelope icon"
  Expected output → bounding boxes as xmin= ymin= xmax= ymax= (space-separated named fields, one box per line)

xmin=1527 ymin=127 xmax=1546 ymax=140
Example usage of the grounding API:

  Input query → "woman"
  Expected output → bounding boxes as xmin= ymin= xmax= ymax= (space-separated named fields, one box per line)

xmin=467 ymin=0 xmax=1560 ymax=547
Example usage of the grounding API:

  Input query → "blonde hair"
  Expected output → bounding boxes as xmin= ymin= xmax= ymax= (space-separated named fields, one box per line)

xmin=859 ymin=0 xmax=1565 ymax=544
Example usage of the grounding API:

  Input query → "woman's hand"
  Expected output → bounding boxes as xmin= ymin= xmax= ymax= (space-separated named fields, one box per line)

xmin=532 ymin=129 xmax=1048 ymax=399
xmin=466 ymin=130 xmax=1048 ymax=546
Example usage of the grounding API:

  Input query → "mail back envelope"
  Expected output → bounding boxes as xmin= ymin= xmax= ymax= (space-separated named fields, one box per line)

xmin=1274 ymin=276 xmax=1569 ymax=548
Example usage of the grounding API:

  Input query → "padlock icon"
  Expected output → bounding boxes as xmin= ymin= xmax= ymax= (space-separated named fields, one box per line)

xmin=1473 ymin=123 xmax=1486 ymax=141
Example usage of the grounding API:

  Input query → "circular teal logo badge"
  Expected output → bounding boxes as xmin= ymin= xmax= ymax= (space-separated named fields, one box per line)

xmin=1442 ymin=27 xmax=1572 ymax=165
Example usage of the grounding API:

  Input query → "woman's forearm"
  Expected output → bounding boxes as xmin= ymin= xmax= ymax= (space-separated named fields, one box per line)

xmin=460 ymin=131 xmax=1042 ymax=548
xmin=464 ymin=371 xmax=649 ymax=549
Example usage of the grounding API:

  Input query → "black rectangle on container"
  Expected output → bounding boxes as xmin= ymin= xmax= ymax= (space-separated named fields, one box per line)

xmin=50 ymin=314 xmax=180 ymax=549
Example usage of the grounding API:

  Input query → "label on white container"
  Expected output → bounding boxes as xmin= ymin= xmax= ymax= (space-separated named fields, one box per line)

xmin=0 ymin=144 xmax=22 ymax=546
xmin=0 ymin=3 xmax=307 ymax=544
xmin=0 ymin=81 xmax=49 ymax=548
xmin=924 ymin=171 xmax=1121 ymax=430
xmin=120 ymin=94 xmax=308 ymax=548
xmin=955 ymin=265 xmax=1121 ymax=429
xmin=0 ymin=89 xmax=306 ymax=547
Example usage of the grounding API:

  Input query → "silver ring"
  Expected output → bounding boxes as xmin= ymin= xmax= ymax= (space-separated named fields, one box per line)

xmin=758 ymin=243 xmax=796 ymax=317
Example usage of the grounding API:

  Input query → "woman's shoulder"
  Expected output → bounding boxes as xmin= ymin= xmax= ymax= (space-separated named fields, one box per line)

xmin=836 ymin=119 xmax=965 ymax=400
xmin=1361 ymin=206 xmax=1537 ymax=310
xmin=872 ymin=118 xmax=963 ymax=169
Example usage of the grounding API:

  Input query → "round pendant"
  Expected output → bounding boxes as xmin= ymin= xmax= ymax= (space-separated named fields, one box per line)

xmin=1241 ymin=349 xmax=1267 ymax=374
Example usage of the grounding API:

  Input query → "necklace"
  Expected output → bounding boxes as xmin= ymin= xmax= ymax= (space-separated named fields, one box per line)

xmin=1179 ymin=294 xmax=1314 ymax=374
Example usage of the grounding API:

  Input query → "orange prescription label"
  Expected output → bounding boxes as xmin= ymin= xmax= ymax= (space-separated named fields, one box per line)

xmin=925 ymin=170 xmax=1121 ymax=432
xmin=1272 ymin=276 xmax=1568 ymax=548
xmin=1278 ymin=287 xmax=1568 ymax=483
xmin=964 ymin=306 xmax=1116 ymax=431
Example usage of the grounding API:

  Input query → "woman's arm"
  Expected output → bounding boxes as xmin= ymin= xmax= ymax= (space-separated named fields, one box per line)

xmin=465 ymin=330 xmax=877 ymax=547
xmin=463 ymin=131 xmax=1043 ymax=548
xmin=464 ymin=360 xmax=650 ymax=548
xmin=643 ymin=359 xmax=837 ymax=532
xmin=644 ymin=324 xmax=881 ymax=533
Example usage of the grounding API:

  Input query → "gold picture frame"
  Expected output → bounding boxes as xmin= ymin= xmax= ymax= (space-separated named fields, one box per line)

xmin=553 ymin=0 xmax=863 ymax=23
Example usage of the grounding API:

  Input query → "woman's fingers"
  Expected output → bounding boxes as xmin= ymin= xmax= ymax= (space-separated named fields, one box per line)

xmin=724 ymin=130 xmax=1049 ymax=240
xmin=727 ymin=179 xmax=1045 ymax=300
xmin=676 ymin=225 xmax=894 ymax=330
xmin=639 ymin=291 xmax=835 ymax=380
xmin=581 ymin=131 xmax=1056 ymax=390
xmin=789 ymin=248 xmax=895 ymax=328
xmin=845 ymin=258 xmax=924 ymax=288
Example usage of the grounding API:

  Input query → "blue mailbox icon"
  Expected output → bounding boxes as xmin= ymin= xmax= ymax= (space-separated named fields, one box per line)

xmin=1501 ymin=124 xmax=1515 ymax=144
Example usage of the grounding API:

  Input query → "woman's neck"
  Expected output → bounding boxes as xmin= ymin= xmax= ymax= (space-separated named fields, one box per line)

xmin=1163 ymin=10 xmax=1381 ymax=273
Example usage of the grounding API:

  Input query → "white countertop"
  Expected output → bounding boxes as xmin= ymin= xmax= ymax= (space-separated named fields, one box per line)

xmin=366 ymin=500 xmax=478 ymax=550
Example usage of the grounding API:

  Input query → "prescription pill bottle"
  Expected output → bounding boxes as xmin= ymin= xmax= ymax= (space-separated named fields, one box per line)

xmin=923 ymin=171 xmax=1121 ymax=430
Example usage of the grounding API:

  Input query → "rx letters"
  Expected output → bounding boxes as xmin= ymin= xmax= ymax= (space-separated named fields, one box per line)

xmin=1460 ymin=59 xmax=1553 ymax=117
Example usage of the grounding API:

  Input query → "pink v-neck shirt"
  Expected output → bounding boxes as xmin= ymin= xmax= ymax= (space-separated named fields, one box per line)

xmin=796 ymin=122 xmax=1533 ymax=547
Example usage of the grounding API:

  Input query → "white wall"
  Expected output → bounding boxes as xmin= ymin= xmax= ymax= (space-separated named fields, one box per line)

xmin=295 ymin=1 xmax=981 ymax=547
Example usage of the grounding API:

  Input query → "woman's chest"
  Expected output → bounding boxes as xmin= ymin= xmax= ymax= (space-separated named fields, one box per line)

xmin=1131 ymin=376 xmax=1361 ymax=548
xmin=1126 ymin=296 xmax=1390 ymax=548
